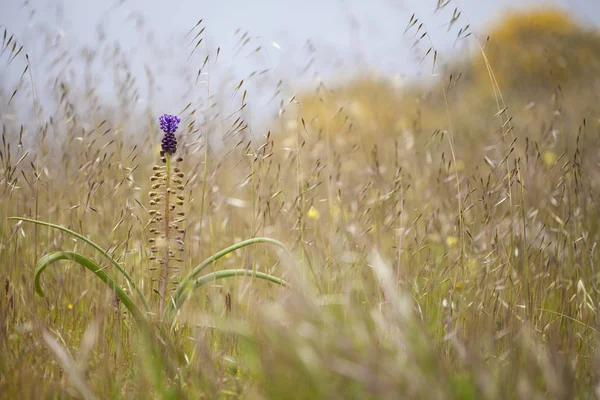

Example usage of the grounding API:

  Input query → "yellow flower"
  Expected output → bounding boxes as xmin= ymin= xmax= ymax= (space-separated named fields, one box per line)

xmin=67 ymin=304 xmax=73 ymax=310
xmin=543 ymin=151 xmax=557 ymax=166
xmin=307 ymin=206 xmax=320 ymax=220
xmin=446 ymin=236 xmax=458 ymax=247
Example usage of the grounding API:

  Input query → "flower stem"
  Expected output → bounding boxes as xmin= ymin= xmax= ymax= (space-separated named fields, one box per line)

xmin=159 ymin=153 xmax=172 ymax=315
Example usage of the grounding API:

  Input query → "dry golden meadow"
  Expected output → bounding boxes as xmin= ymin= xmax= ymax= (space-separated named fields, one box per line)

xmin=2 ymin=5 xmax=600 ymax=399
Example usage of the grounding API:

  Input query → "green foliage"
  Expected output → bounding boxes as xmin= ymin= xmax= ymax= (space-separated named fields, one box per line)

xmin=13 ymin=216 xmax=287 ymax=324
xmin=9 ymin=217 xmax=287 ymax=398
xmin=166 ymin=237 xmax=288 ymax=323
xmin=33 ymin=250 xmax=146 ymax=326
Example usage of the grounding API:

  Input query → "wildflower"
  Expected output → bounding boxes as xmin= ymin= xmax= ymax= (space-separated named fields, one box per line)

xmin=446 ymin=235 xmax=458 ymax=247
xmin=543 ymin=151 xmax=557 ymax=167
xmin=307 ymin=206 xmax=320 ymax=220
xmin=159 ymin=114 xmax=181 ymax=156
xmin=151 ymin=114 xmax=186 ymax=314
xmin=67 ymin=303 xmax=73 ymax=310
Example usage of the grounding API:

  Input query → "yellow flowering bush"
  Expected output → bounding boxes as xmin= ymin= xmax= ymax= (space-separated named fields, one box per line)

xmin=476 ymin=9 xmax=600 ymax=90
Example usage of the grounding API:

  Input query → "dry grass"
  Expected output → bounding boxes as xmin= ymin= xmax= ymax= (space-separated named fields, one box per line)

xmin=1 ymin=4 xmax=600 ymax=399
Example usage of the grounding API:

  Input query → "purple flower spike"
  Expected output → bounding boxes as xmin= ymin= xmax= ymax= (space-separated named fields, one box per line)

xmin=158 ymin=114 xmax=180 ymax=155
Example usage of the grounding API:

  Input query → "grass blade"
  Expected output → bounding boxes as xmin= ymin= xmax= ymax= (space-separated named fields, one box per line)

xmin=42 ymin=329 xmax=98 ymax=400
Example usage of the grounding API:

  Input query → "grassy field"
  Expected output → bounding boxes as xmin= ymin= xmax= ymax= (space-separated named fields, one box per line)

xmin=2 ymin=5 xmax=600 ymax=399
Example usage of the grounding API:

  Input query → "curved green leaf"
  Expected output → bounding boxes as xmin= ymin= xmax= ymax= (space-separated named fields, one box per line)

xmin=35 ymin=251 xmax=146 ymax=327
xmin=165 ymin=237 xmax=287 ymax=320
xmin=193 ymin=269 xmax=288 ymax=288
xmin=167 ymin=269 xmax=287 ymax=330
xmin=9 ymin=217 xmax=149 ymax=312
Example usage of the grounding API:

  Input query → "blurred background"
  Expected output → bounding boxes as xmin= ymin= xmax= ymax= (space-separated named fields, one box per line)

xmin=2 ymin=0 xmax=600 ymax=133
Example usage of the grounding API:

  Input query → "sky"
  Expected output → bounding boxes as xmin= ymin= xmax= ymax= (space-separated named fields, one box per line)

xmin=1 ymin=0 xmax=600 ymax=128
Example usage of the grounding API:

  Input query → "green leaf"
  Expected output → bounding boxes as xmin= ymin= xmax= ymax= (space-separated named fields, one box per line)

xmin=166 ymin=269 xmax=287 ymax=330
xmin=35 ymin=250 xmax=176 ymax=398
xmin=165 ymin=237 xmax=288 ymax=322
xmin=9 ymin=217 xmax=150 ymax=312
xmin=193 ymin=269 xmax=288 ymax=288
xmin=35 ymin=251 xmax=146 ymax=327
